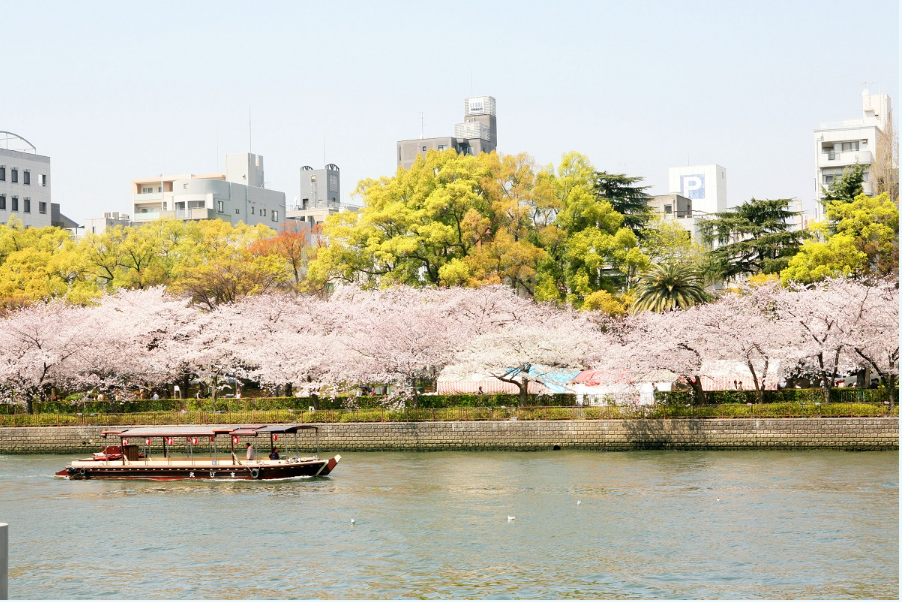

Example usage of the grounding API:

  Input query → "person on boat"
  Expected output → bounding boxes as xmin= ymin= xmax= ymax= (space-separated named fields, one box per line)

xmin=269 ymin=448 xmax=280 ymax=460
xmin=245 ymin=442 xmax=255 ymax=461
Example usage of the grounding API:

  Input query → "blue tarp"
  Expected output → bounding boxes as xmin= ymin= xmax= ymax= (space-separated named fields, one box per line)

xmin=503 ymin=365 xmax=582 ymax=394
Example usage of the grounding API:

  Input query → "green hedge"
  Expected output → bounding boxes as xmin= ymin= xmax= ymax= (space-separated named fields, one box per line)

xmin=2 ymin=402 xmax=896 ymax=427
xmin=4 ymin=393 xmax=578 ymax=415
xmin=655 ymin=388 xmax=895 ymax=405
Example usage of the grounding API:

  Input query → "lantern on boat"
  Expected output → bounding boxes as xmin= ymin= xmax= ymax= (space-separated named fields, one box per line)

xmin=166 ymin=437 xmax=173 ymax=445
xmin=210 ymin=436 xmax=215 ymax=442
xmin=232 ymin=436 xmax=239 ymax=445
xmin=273 ymin=434 xmax=279 ymax=441
xmin=192 ymin=437 xmax=198 ymax=445
xmin=145 ymin=438 xmax=151 ymax=446
xmin=123 ymin=439 xmax=129 ymax=445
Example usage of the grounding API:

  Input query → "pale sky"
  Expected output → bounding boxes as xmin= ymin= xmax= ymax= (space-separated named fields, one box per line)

xmin=4 ymin=0 xmax=899 ymax=225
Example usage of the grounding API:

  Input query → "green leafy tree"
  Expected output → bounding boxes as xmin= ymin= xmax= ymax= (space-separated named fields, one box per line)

xmin=632 ymin=263 xmax=707 ymax=312
xmin=535 ymin=153 xmax=649 ymax=306
xmin=592 ymin=172 xmax=654 ymax=237
xmin=699 ymin=198 xmax=803 ymax=279
xmin=782 ymin=192 xmax=899 ymax=283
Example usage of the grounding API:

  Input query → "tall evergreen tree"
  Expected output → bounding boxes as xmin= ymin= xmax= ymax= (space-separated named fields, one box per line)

xmin=592 ymin=172 xmax=654 ymax=237
xmin=699 ymin=198 xmax=803 ymax=279
xmin=821 ymin=164 xmax=865 ymax=204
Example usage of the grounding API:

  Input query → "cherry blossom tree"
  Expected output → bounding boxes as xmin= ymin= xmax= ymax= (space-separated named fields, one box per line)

xmin=839 ymin=279 xmax=898 ymax=392
xmin=689 ymin=286 xmax=800 ymax=400
xmin=766 ymin=278 xmax=884 ymax=403
xmin=598 ymin=309 xmax=711 ymax=403
xmin=0 ymin=301 xmax=90 ymax=412
xmin=69 ymin=287 xmax=197 ymax=400
xmin=453 ymin=307 xmax=596 ymax=404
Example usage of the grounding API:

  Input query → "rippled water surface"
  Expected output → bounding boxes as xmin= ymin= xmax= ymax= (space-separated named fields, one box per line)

xmin=0 ymin=450 xmax=897 ymax=599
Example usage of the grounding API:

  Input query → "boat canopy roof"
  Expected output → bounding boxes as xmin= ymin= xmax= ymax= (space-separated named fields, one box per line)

xmin=102 ymin=425 xmax=316 ymax=438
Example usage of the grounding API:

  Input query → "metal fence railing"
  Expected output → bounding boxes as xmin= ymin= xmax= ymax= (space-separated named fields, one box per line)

xmin=0 ymin=403 xmax=897 ymax=427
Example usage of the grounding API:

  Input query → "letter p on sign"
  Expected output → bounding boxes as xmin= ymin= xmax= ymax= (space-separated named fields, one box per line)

xmin=681 ymin=174 xmax=705 ymax=200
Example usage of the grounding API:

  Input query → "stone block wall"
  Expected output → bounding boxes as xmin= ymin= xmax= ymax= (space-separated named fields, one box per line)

xmin=0 ymin=418 xmax=897 ymax=454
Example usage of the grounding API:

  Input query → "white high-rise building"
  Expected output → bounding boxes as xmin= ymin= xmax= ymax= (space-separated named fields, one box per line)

xmin=667 ymin=164 xmax=727 ymax=216
xmin=813 ymin=91 xmax=891 ymax=219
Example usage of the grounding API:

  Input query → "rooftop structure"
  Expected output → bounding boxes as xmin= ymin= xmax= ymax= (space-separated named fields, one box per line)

xmin=397 ymin=96 xmax=498 ymax=170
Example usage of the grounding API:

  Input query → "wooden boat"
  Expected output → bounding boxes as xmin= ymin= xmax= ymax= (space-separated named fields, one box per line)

xmin=55 ymin=424 xmax=340 ymax=481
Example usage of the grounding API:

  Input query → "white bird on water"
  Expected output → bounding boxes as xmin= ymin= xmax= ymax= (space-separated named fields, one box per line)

xmin=507 ymin=516 xmax=516 ymax=522
xmin=351 ymin=518 xmax=356 ymax=524
xmin=577 ymin=500 xmax=581 ymax=505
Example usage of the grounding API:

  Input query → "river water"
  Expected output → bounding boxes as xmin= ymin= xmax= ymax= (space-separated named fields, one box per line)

xmin=0 ymin=451 xmax=897 ymax=599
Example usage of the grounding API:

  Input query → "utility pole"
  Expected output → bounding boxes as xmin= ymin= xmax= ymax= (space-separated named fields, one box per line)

xmin=1 ymin=522 xmax=7 ymax=600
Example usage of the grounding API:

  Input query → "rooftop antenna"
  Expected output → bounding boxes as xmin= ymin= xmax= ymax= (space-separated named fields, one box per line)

xmin=420 ymin=112 xmax=424 ymax=139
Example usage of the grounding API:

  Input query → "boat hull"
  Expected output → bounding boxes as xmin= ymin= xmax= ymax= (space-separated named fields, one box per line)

xmin=55 ymin=456 xmax=340 ymax=481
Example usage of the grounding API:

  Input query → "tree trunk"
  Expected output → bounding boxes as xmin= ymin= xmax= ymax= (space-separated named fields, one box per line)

xmin=687 ymin=376 xmax=706 ymax=404
xmin=519 ymin=380 xmax=529 ymax=406
xmin=284 ymin=382 xmax=293 ymax=398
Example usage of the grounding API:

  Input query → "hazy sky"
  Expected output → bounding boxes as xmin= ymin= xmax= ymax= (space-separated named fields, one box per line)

xmin=4 ymin=0 xmax=899 ymax=224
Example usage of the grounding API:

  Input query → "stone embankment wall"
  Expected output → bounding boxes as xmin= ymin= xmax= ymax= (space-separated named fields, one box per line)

xmin=0 ymin=419 xmax=897 ymax=454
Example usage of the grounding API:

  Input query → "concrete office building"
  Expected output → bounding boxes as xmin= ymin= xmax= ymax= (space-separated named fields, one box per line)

xmin=814 ymin=91 xmax=891 ymax=219
xmin=1 ymin=131 xmax=54 ymax=229
xmin=397 ymin=96 xmax=497 ymax=170
xmin=668 ymin=164 xmax=727 ymax=216
xmin=131 ymin=152 xmax=286 ymax=228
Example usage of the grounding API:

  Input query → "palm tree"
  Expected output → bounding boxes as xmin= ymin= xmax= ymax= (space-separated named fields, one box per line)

xmin=633 ymin=263 xmax=707 ymax=312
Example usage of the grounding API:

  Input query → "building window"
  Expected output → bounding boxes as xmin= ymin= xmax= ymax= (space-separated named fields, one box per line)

xmin=38 ymin=174 xmax=46 ymax=187
xmin=0 ymin=166 xmax=5 ymax=181
xmin=23 ymin=171 xmax=30 ymax=185
xmin=841 ymin=141 xmax=860 ymax=152
xmin=235 ymin=208 xmax=240 ymax=215
xmin=664 ymin=204 xmax=672 ymax=214
xmin=272 ymin=210 xmax=279 ymax=222
xmin=422 ymin=146 xmax=427 ymax=152
xmin=251 ymin=207 xmax=255 ymax=215
xmin=261 ymin=208 xmax=266 ymax=217
xmin=11 ymin=169 xmax=18 ymax=183
xmin=24 ymin=198 xmax=30 ymax=213
xmin=0 ymin=195 xmax=5 ymax=210
xmin=12 ymin=197 xmax=18 ymax=212
xmin=438 ymin=145 xmax=446 ymax=151
xmin=142 ymin=187 xmax=154 ymax=194
xmin=39 ymin=201 xmax=47 ymax=214
xmin=217 ymin=200 xmax=225 ymax=213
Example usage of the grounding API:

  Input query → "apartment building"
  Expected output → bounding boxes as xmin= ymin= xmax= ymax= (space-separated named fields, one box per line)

xmin=397 ymin=96 xmax=497 ymax=170
xmin=131 ymin=152 xmax=286 ymax=228
xmin=814 ymin=91 xmax=891 ymax=219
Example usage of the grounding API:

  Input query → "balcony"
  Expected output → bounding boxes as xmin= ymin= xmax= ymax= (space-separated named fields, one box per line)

xmin=818 ymin=150 xmax=873 ymax=167
xmin=175 ymin=208 xmax=215 ymax=220
xmin=133 ymin=192 xmax=163 ymax=201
